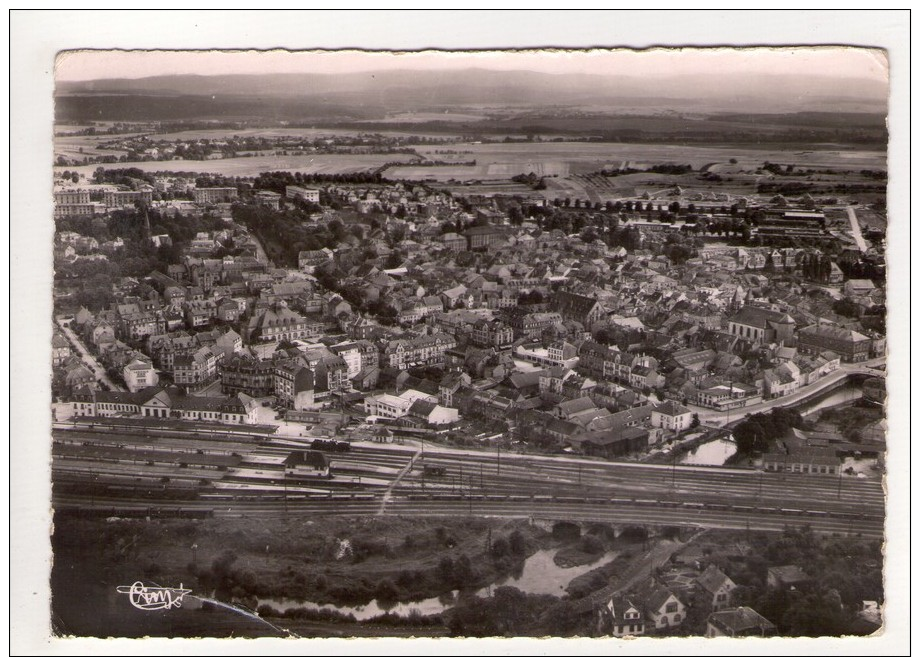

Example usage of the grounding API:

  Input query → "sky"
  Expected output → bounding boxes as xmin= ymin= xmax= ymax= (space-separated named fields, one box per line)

xmin=55 ymin=47 xmax=889 ymax=83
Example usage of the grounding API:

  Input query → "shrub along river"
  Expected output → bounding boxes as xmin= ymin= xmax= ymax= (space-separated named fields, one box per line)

xmin=257 ymin=548 xmax=619 ymax=620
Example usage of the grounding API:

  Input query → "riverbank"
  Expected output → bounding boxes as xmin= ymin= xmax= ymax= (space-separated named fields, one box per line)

xmin=53 ymin=514 xmax=552 ymax=611
xmin=51 ymin=513 xmax=700 ymax=637
xmin=642 ymin=429 xmax=729 ymax=466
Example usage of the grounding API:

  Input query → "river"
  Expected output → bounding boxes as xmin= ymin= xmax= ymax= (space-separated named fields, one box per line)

xmin=678 ymin=438 xmax=737 ymax=466
xmin=796 ymin=380 xmax=864 ymax=416
xmin=256 ymin=547 xmax=618 ymax=620
xmin=678 ymin=380 xmax=867 ymax=466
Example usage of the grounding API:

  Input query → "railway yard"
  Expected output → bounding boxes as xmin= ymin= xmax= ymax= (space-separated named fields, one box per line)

xmin=52 ymin=421 xmax=885 ymax=538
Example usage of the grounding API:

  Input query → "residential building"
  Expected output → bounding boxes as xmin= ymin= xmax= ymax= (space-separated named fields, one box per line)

xmin=508 ymin=311 xmax=562 ymax=339
xmin=355 ymin=339 xmax=379 ymax=372
xmin=383 ymin=334 xmax=457 ymax=370
xmin=797 ymin=325 xmax=871 ymax=363
xmin=54 ymin=203 xmax=101 ymax=219
xmin=193 ymin=187 xmax=238 ymax=204
xmin=605 ymin=595 xmax=645 ymax=637
xmin=843 ymin=279 xmax=876 ymax=298
xmin=651 ymin=401 xmax=693 ymax=433
xmin=695 ymin=382 xmax=762 ymax=411
xmin=406 ymin=399 xmax=460 ymax=426
xmin=637 ymin=583 xmax=686 ymax=631
xmin=286 ymin=185 xmax=320 ymax=204
xmin=330 ymin=342 xmax=362 ymax=379
xmin=438 ymin=371 xmax=470 ymax=408
xmin=274 ymin=361 xmax=315 ymax=411
xmin=463 ymin=225 xmax=506 ymax=251
xmin=254 ymin=190 xmax=281 ymax=209
xmin=54 ymin=189 xmax=91 ymax=204
xmin=52 ymin=332 xmax=72 ymax=366
xmin=696 ymin=565 xmax=737 ymax=612
xmin=706 ymin=607 xmax=776 ymax=638
xmin=104 ymin=187 xmax=154 ymax=207
xmin=122 ymin=358 xmax=159 ymax=393
xmin=116 ymin=303 xmax=166 ymax=341
xmin=763 ymin=361 xmax=800 ymax=399
xmin=245 ymin=302 xmax=318 ymax=343
xmin=364 ymin=389 xmax=437 ymax=420
xmin=64 ymin=362 xmax=96 ymax=391
xmin=298 ymin=248 xmax=334 ymax=273
xmin=220 ymin=354 xmax=276 ymax=398
xmin=173 ymin=346 xmax=217 ymax=390
xmin=766 ymin=565 xmax=812 ymax=591
xmin=184 ymin=300 xmax=217 ymax=328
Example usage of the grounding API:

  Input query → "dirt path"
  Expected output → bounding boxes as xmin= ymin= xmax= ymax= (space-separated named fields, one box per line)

xmin=569 ymin=531 xmax=710 ymax=612
xmin=846 ymin=206 xmax=868 ymax=252
xmin=611 ymin=538 xmax=687 ymax=594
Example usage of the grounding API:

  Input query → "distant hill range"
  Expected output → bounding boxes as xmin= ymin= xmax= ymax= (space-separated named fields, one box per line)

xmin=57 ymin=68 xmax=887 ymax=109
xmin=55 ymin=68 xmax=888 ymax=129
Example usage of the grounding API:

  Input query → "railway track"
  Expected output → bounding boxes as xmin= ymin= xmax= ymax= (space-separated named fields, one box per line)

xmin=51 ymin=492 xmax=883 ymax=538
xmin=51 ymin=427 xmax=886 ymax=537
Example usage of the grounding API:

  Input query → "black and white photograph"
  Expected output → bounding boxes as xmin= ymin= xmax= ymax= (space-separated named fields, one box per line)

xmin=10 ymin=9 xmax=910 ymax=655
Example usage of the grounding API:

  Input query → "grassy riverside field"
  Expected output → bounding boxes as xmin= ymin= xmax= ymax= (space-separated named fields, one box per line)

xmin=51 ymin=512 xmax=884 ymax=638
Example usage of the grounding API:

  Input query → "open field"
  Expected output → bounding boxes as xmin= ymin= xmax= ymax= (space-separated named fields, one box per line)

xmin=54 ymin=152 xmax=420 ymax=178
xmin=356 ymin=112 xmax=488 ymax=123
xmin=420 ymin=142 xmax=887 ymax=170
xmin=54 ymin=134 xmax=132 ymax=160
xmin=150 ymin=127 xmax=462 ymax=141
xmin=429 ymin=181 xmax=536 ymax=196
xmin=383 ymin=142 xmax=887 ymax=183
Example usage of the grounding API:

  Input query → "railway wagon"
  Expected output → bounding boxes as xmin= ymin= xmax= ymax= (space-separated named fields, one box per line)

xmin=310 ymin=438 xmax=351 ymax=453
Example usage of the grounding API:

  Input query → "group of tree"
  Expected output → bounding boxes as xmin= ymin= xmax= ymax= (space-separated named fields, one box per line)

xmin=231 ymin=203 xmax=344 ymax=267
xmin=837 ymin=256 xmax=886 ymax=282
xmin=724 ymin=527 xmax=883 ymax=637
xmin=510 ymin=172 xmax=547 ymax=190
xmin=253 ymin=170 xmax=383 ymax=194
xmin=733 ymin=407 xmax=804 ymax=454
xmin=92 ymin=167 xmax=157 ymax=187
xmin=800 ymin=252 xmax=834 ymax=283
xmin=517 ymin=290 xmax=545 ymax=306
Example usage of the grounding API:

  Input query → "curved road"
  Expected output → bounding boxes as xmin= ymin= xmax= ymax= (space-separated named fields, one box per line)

xmin=691 ymin=358 xmax=885 ymax=424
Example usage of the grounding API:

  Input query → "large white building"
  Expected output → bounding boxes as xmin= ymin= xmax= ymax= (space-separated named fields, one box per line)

xmin=364 ymin=389 xmax=436 ymax=420
xmin=286 ymin=185 xmax=321 ymax=204
xmin=650 ymin=400 xmax=693 ymax=432
xmin=122 ymin=359 xmax=159 ymax=393
xmin=330 ymin=342 xmax=362 ymax=379
xmin=193 ymin=187 xmax=238 ymax=204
